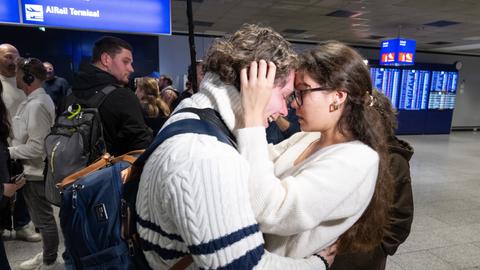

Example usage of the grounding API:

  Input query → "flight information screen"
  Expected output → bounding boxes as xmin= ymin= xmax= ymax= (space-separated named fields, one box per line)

xmin=370 ymin=67 xmax=401 ymax=108
xmin=429 ymin=71 xmax=459 ymax=109
xmin=398 ymin=69 xmax=430 ymax=110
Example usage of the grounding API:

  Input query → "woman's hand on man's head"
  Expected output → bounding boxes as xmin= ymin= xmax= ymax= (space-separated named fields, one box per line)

xmin=240 ymin=60 xmax=276 ymax=127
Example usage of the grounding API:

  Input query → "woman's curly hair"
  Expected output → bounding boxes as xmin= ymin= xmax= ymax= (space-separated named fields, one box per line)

xmin=136 ymin=77 xmax=170 ymax=118
xmin=204 ymin=24 xmax=298 ymax=89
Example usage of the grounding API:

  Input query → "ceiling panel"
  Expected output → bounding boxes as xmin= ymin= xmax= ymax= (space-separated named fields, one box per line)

xmin=172 ymin=0 xmax=480 ymax=55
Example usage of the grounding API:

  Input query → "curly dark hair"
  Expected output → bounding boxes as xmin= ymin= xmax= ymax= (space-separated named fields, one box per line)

xmin=0 ymin=83 xmax=11 ymax=145
xmin=298 ymin=41 xmax=394 ymax=254
xmin=204 ymin=24 xmax=297 ymax=89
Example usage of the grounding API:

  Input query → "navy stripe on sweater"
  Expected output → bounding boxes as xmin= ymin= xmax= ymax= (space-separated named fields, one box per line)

xmin=137 ymin=216 xmax=184 ymax=242
xmin=199 ymin=245 xmax=264 ymax=270
xmin=141 ymin=238 xmax=189 ymax=260
xmin=188 ymin=224 xmax=260 ymax=255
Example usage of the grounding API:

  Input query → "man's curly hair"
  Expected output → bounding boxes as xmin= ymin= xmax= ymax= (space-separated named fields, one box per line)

xmin=204 ymin=24 xmax=297 ymax=89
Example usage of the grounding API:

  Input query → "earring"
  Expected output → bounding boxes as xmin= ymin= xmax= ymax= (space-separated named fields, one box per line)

xmin=329 ymin=101 xmax=339 ymax=112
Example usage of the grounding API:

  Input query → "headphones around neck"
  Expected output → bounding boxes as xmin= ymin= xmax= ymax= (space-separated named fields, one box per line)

xmin=21 ymin=58 xmax=35 ymax=86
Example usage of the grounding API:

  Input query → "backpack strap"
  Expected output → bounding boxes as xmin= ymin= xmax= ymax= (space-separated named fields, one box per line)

xmin=85 ymin=85 xmax=118 ymax=108
xmin=58 ymin=149 xmax=145 ymax=189
xmin=175 ymin=107 xmax=237 ymax=147
xmin=134 ymin=117 xmax=234 ymax=168
xmin=170 ymin=255 xmax=193 ymax=270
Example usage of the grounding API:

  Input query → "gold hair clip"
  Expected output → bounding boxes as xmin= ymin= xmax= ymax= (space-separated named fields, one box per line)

xmin=368 ymin=95 xmax=374 ymax=107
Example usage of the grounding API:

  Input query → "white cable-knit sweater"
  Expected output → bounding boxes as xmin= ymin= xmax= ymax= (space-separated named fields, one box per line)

xmin=136 ymin=73 xmax=324 ymax=269
xmin=237 ymin=128 xmax=379 ymax=258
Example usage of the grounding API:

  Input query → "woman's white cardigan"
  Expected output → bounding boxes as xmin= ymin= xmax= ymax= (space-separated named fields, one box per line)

xmin=237 ymin=129 xmax=379 ymax=258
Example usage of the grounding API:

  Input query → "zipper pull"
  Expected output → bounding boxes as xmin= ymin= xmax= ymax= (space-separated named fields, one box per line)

xmin=72 ymin=184 xmax=84 ymax=209
xmin=50 ymin=141 xmax=61 ymax=173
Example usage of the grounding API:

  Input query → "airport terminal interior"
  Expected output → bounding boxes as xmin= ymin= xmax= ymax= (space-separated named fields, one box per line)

xmin=2 ymin=0 xmax=480 ymax=269
xmin=4 ymin=131 xmax=480 ymax=269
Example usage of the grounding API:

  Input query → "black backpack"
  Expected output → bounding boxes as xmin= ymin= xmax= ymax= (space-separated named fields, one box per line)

xmin=44 ymin=85 xmax=117 ymax=206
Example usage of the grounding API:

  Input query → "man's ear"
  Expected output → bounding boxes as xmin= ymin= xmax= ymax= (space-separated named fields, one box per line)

xmin=100 ymin=52 xmax=111 ymax=67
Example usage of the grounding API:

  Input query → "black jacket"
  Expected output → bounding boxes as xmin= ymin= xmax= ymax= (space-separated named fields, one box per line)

xmin=72 ymin=64 xmax=152 ymax=157
xmin=43 ymin=76 xmax=71 ymax=116
xmin=0 ymin=141 xmax=11 ymax=230
xmin=331 ymin=137 xmax=414 ymax=270
xmin=142 ymin=110 xmax=168 ymax=137
xmin=0 ymin=141 xmax=9 ymax=203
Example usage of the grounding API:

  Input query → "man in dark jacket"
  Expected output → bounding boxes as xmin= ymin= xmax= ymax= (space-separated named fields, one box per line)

xmin=331 ymin=90 xmax=414 ymax=270
xmin=266 ymin=105 xmax=300 ymax=144
xmin=71 ymin=36 xmax=152 ymax=157
xmin=42 ymin=61 xmax=70 ymax=116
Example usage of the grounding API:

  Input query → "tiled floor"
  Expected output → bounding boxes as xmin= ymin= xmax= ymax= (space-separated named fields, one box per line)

xmin=4 ymin=131 xmax=480 ymax=269
xmin=386 ymin=131 xmax=480 ymax=270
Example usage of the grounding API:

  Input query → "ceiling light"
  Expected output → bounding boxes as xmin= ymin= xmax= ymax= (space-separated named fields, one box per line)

xmin=463 ymin=36 xmax=480 ymax=41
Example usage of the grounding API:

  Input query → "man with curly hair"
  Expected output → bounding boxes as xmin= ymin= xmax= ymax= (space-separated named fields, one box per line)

xmin=136 ymin=24 xmax=328 ymax=269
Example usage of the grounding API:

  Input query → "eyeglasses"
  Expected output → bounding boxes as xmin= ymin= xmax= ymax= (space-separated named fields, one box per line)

xmin=287 ymin=87 xmax=331 ymax=106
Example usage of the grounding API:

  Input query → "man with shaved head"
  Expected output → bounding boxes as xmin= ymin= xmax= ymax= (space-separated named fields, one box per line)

xmin=0 ymin=44 xmax=26 ymax=122
xmin=42 ymin=61 xmax=70 ymax=116
xmin=0 ymin=44 xmax=41 ymax=244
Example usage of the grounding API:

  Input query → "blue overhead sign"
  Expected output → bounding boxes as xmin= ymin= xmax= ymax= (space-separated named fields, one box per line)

xmin=0 ymin=1 xmax=21 ymax=24
xmin=0 ymin=0 xmax=171 ymax=35
xmin=380 ymin=38 xmax=416 ymax=66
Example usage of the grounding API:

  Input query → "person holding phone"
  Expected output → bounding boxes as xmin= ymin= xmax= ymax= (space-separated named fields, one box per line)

xmin=0 ymin=78 xmax=26 ymax=270
xmin=9 ymin=57 xmax=60 ymax=269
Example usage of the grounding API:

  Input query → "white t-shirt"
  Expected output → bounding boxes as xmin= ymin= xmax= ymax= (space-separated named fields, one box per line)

xmin=0 ymin=74 xmax=26 ymax=123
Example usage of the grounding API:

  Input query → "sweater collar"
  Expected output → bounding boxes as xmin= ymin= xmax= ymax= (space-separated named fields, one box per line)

xmin=0 ymin=74 xmax=16 ymax=83
xmin=26 ymin=87 xmax=46 ymax=100
xmin=184 ymin=72 xmax=243 ymax=133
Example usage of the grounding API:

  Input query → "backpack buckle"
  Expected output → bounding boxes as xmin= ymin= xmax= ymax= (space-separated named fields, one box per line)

xmin=127 ymin=239 xmax=135 ymax=256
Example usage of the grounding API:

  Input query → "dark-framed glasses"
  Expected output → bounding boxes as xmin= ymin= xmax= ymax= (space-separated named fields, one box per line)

xmin=287 ymin=87 xmax=331 ymax=106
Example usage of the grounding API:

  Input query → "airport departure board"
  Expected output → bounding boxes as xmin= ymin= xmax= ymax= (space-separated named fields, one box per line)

xmin=370 ymin=67 xmax=400 ymax=108
xmin=398 ymin=69 xmax=430 ymax=110
xmin=428 ymin=71 xmax=458 ymax=109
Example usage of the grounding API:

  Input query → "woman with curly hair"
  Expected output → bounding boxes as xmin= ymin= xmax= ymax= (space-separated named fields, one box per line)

xmin=239 ymin=41 xmax=395 ymax=268
xmin=135 ymin=76 xmax=170 ymax=135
